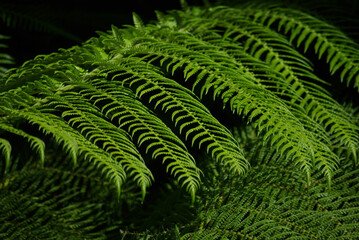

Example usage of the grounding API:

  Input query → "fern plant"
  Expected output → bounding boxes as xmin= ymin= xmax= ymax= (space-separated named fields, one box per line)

xmin=0 ymin=0 xmax=359 ymax=239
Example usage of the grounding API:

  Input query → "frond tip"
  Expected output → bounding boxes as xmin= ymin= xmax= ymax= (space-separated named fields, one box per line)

xmin=0 ymin=123 xmax=45 ymax=166
xmin=0 ymin=138 xmax=11 ymax=173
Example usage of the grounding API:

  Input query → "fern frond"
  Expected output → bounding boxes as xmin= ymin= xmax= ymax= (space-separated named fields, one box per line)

xmin=0 ymin=35 xmax=14 ymax=76
xmin=0 ymin=138 xmax=11 ymax=173
xmin=0 ymin=159 xmax=120 ymax=239
xmin=66 ymin=78 xmax=201 ymax=201
xmin=182 ymin=138 xmax=359 ymax=239
xmin=118 ymin=25 xmax=341 ymax=182
xmin=44 ymin=90 xmax=156 ymax=198
xmin=239 ymin=3 xmax=359 ymax=90
xmin=1 ymin=0 xmax=358 ymax=207
xmin=91 ymin=55 xmax=250 ymax=176
xmin=1 ymin=104 xmax=79 ymax=165
xmin=0 ymin=2 xmax=359 ymax=238
xmin=0 ymin=122 xmax=45 ymax=166
xmin=178 ymin=6 xmax=359 ymax=165
xmin=132 ymin=12 xmax=145 ymax=31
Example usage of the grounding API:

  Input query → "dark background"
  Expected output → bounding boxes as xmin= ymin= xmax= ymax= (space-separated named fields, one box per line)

xmin=0 ymin=0 xmax=186 ymax=65
xmin=1 ymin=0 xmax=358 ymax=67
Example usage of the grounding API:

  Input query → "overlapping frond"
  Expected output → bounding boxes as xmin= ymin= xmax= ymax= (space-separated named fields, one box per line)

xmin=0 ymin=0 xmax=359 ymax=202
xmin=0 ymin=160 xmax=119 ymax=240
xmin=0 ymin=1 xmax=358 ymax=239
xmin=237 ymin=1 xmax=359 ymax=90
xmin=108 ymin=20 xmax=343 ymax=183
xmin=88 ymin=54 xmax=249 ymax=176
xmin=176 ymin=5 xmax=359 ymax=166
xmin=72 ymin=80 xmax=200 ymax=200
xmin=182 ymin=138 xmax=359 ymax=240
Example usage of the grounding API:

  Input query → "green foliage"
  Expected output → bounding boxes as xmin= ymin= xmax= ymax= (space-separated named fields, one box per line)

xmin=182 ymin=131 xmax=359 ymax=239
xmin=0 ymin=0 xmax=359 ymax=238
xmin=0 ymin=157 xmax=119 ymax=239
xmin=0 ymin=34 xmax=13 ymax=76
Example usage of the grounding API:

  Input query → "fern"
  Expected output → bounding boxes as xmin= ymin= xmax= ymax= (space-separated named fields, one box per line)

xmin=181 ymin=138 xmax=359 ymax=239
xmin=0 ymin=0 xmax=359 ymax=238
xmin=182 ymin=173 xmax=359 ymax=239
xmin=0 ymin=34 xmax=14 ymax=76
xmin=250 ymin=5 xmax=359 ymax=86
xmin=177 ymin=5 xmax=359 ymax=163
xmin=0 ymin=154 xmax=123 ymax=240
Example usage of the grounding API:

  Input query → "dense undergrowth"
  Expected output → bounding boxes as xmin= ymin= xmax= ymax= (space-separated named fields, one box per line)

xmin=1 ymin=0 xmax=359 ymax=239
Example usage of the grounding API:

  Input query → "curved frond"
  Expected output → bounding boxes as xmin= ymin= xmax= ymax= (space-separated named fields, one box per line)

xmin=0 ymin=122 xmax=45 ymax=166
xmin=71 ymin=79 xmax=201 ymax=201
xmin=95 ymin=56 xmax=249 ymax=176
xmin=115 ymin=25 xmax=340 ymax=183
xmin=178 ymin=6 xmax=359 ymax=165
xmin=0 ymin=0 xmax=358 ymax=209
xmin=0 ymin=138 xmax=11 ymax=173
xmin=239 ymin=2 xmax=359 ymax=90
